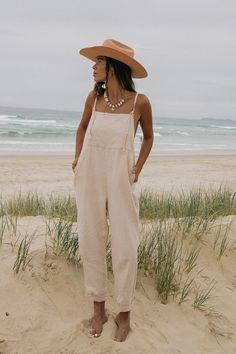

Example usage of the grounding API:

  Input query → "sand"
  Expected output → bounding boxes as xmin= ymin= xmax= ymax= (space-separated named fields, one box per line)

xmin=0 ymin=154 xmax=236 ymax=198
xmin=0 ymin=154 xmax=236 ymax=354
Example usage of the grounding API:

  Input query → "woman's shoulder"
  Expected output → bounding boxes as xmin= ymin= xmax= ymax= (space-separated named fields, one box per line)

xmin=136 ymin=93 xmax=151 ymax=108
xmin=135 ymin=93 xmax=152 ymax=121
xmin=84 ymin=90 xmax=97 ymax=109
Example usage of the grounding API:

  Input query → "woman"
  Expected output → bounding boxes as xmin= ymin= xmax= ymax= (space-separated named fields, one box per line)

xmin=72 ymin=39 xmax=153 ymax=342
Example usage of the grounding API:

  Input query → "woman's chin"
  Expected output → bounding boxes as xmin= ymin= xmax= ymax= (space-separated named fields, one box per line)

xmin=94 ymin=78 xmax=105 ymax=84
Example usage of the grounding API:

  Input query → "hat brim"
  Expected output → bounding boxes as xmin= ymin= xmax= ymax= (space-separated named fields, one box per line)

xmin=79 ymin=45 xmax=148 ymax=79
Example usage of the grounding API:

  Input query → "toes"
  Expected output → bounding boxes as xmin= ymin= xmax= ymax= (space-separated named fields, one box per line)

xmin=90 ymin=328 xmax=102 ymax=337
xmin=88 ymin=314 xmax=108 ymax=338
xmin=114 ymin=324 xmax=130 ymax=342
xmin=90 ymin=318 xmax=104 ymax=338
xmin=93 ymin=332 xmax=101 ymax=338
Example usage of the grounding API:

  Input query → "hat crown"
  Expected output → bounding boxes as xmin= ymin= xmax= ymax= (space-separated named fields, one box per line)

xmin=102 ymin=39 xmax=134 ymax=59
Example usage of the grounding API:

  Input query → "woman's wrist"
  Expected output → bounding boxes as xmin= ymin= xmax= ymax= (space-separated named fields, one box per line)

xmin=134 ymin=164 xmax=142 ymax=175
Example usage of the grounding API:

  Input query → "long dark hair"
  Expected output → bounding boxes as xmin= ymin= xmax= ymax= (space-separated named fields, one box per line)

xmin=94 ymin=57 xmax=136 ymax=96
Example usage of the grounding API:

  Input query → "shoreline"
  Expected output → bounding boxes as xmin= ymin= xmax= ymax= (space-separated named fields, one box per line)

xmin=1 ymin=150 xmax=236 ymax=157
xmin=0 ymin=152 xmax=236 ymax=158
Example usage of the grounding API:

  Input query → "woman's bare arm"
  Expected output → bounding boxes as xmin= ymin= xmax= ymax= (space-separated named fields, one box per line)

xmin=133 ymin=94 xmax=154 ymax=180
xmin=72 ymin=91 xmax=95 ymax=171
xmin=74 ymin=90 xmax=95 ymax=159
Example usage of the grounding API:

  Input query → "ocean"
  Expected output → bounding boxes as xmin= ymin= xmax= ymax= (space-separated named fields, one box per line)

xmin=0 ymin=106 xmax=236 ymax=156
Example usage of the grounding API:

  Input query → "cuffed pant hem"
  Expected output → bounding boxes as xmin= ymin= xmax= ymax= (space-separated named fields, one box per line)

xmin=89 ymin=294 xmax=106 ymax=302
xmin=118 ymin=304 xmax=132 ymax=312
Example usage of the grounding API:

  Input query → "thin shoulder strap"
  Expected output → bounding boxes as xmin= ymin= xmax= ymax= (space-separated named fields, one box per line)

xmin=92 ymin=94 xmax=98 ymax=111
xmin=89 ymin=95 xmax=98 ymax=137
xmin=131 ymin=93 xmax=138 ymax=114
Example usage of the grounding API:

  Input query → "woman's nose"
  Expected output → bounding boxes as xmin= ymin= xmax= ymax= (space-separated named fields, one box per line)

xmin=92 ymin=64 xmax=96 ymax=70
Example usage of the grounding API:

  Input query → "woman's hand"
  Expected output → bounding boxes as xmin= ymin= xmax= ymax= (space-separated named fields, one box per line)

xmin=131 ymin=165 xmax=141 ymax=182
xmin=72 ymin=157 xmax=79 ymax=173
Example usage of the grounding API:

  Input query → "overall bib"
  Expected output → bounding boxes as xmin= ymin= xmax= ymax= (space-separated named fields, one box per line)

xmin=74 ymin=93 xmax=140 ymax=312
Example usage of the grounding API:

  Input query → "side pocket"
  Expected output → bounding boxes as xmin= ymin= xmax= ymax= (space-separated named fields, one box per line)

xmin=126 ymin=150 xmax=136 ymax=185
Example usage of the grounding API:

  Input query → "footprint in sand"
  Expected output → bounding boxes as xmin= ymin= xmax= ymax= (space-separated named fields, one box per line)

xmin=132 ymin=318 xmax=169 ymax=344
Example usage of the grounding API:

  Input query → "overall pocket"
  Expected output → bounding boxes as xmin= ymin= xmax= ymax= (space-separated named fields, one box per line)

xmin=126 ymin=150 xmax=136 ymax=185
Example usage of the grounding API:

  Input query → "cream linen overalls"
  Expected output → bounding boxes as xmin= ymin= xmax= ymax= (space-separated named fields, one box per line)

xmin=74 ymin=93 xmax=140 ymax=312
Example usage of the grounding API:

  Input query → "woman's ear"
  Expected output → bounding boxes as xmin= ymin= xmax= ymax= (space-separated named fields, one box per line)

xmin=109 ymin=66 xmax=115 ymax=76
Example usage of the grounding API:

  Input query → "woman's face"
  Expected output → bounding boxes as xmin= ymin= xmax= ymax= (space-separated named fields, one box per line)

xmin=92 ymin=56 xmax=106 ymax=83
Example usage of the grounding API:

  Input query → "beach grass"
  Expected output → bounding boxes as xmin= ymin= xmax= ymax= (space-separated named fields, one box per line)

xmin=0 ymin=184 xmax=235 ymax=221
xmin=212 ymin=219 xmax=233 ymax=260
xmin=138 ymin=217 xmax=222 ymax=305
xmin=139 ymin=184 xmax=236 ymax=220
xmin=44 ymin=216 xmax=80 ymax=268
xmin=106 ymin=239 xmax=113 ymax=272
xmin=0 ymin=192 xmax=76 ymax=221
xmin=153 ymin=220 xmax=182 ymax=303
xmin=0 ymin=214 xmax=7 ymax=246
xmin=13 ymin=233 xmax=34 ymax=273
xmin=193 ymin=280 xmax=217 ymax=311
xmin=3 ymin=213 xmax=21 ymax=251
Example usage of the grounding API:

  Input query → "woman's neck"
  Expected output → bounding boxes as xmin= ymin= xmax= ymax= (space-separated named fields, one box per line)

xmin=106 ymin=78 xmax=125 ymax=101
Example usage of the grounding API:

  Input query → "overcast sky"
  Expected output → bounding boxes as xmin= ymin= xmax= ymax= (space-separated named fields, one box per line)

xmin=0 ymin=0 xmax=235 ymax=119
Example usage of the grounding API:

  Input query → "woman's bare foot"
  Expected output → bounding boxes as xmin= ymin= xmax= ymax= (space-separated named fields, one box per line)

xmin=114 ymin=311 xmax=131 ymax=342
xmin=90 ymin=301 xmax=108 ymax=337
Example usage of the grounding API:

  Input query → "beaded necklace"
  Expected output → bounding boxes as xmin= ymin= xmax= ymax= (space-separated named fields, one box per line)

xmin=104 ymin=91 xmax=125 ymax=111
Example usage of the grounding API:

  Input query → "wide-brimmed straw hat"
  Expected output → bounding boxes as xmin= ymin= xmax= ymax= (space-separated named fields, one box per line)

xmin=79 ymin=39 xmax=148 ymax=79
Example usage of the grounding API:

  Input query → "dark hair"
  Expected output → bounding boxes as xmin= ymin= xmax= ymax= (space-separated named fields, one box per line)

xmin=94 ymin=57 xmax=136 ymax=96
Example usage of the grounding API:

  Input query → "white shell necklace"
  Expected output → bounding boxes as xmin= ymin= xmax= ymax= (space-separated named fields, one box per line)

xmin=104 ymin=91 xmax=125 ymax=111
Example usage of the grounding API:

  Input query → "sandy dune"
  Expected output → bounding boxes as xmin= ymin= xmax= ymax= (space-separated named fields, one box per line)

xmin=0 ymin=215 xmax=236 ymax=354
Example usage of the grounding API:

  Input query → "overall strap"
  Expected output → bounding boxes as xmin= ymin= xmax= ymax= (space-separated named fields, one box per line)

xmin=89 ymin=94 xmax=98 ymax=136
xmin=131 ymin=93 xmax=139 ymax=114
xmin=92 ymin=94 xmax=98 ymax=111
